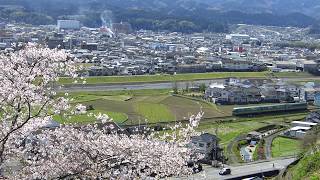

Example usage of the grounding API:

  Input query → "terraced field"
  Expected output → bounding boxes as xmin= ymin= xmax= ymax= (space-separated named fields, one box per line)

xmin=54 ymin=110 xmax=128 ymax=124
xmin=80 ymin=95 xmax=228 ymax=125
xmin=58 ymin=90 xmax=236 ymax=125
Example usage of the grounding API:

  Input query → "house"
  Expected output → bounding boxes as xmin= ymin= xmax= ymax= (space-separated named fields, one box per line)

xmin=302 ymin=60 xmax=318 ymax=74
xmin=275 ymin=61 xmax=297 ymax=70
xmin=227 ymin=87 xmax=248 ymax=104
xmin=260 ymin=86 xmax=280 ymax=103
xmin=218 ymin=90 xmax=230 ymax=104
xmin=306 ymin=111 xmax=320 ymax=123
xmin=285 ymin=126 xmax=312 ymax=138
xmin=46 ymin=37 xmax=64 ymax=49
xmin=81 ymin=42 xmax=98 ymax=51
xmin=260 ymin=83 xmax=299 ymax=103
xmin=41 ymin=119 xmax=61 ymax=129
xmin=276 ymin=88 xmax=292 ymax=102
xmin=190 ymin=133 xmax=223 ymax=164
xmin=205 ymin=83 xmax=225 ymax=102
xmin=112 ymin=22 xmax=132 ymax=34
xmin=206 ymin=80 xmax=262 ymax=104
xmin=223 ymin=86 xmax=262 ymax=104
xmin=225 ymin=78 xmax=241 ymax=85
xmin=245 ymin=87 xmax=262 ymax=104
xmin=177 ymin=64 xmax=206 ymax=73
xmin=222 ymin=59 xmax=253 ymax=71
xmin=221 ymin=59 xmax=266 ymax=72
xmin=283 ymin=110 xmax=319 ymax=138
xmin=301 ymin=87 xmax=320 ymax=102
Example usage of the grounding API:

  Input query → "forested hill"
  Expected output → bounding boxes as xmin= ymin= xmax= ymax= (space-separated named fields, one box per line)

xmin=0 ymin=0 xmax=318 ymax=33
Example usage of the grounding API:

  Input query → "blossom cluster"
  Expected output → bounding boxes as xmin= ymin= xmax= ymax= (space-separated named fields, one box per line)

xmin=0 ymin=45 xmax=203 ymax=179
xmin=0 ymin=44 xmax=78 ymax=170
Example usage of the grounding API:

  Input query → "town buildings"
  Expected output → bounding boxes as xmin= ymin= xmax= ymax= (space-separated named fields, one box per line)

xmin=0 ymin=23 xmax=318 ymax=77
xmin=205 ymin=78 xmax=320 ymax=105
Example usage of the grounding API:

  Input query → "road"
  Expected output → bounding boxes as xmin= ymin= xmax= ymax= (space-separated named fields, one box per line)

xmin=264 ymin=131 xmax=284 ymax=160
xmin=226 ymin=135 xmax=246 ymax=165
xmin=60 ymin=77 xmax=320 ymax=92
xmin=60 ymin=79 xmax=226 ymax=92
xmin=182 ymin=158 xmax=296 ymax=180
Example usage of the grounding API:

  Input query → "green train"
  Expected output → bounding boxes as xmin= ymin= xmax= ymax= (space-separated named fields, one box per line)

xmin=232 ymin=102 xmax=308 ymax=116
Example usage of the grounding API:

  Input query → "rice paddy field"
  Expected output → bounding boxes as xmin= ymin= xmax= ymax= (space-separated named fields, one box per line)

xmin=61 ymin=89 xmax=232 ymax=125
xmin=54 ymin=110 xmax=128 ymax=124
xmin=57 ymin=89 xmax=308 ymax=127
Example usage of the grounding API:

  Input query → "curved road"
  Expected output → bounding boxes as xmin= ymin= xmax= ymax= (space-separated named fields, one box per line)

xmin=264 ymin=131 xmax=285 ymax=160
xmin=226 ymin=135 xmax=247 ymax=165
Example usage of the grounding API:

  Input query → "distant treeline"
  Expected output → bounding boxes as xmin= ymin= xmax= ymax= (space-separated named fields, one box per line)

xmin=275 ymin=41 xmax=320 ymax=51
xmin=309 ymin=23 xmax=320 ymax=35
xmin=0 ymin=8 xmax=54 ymax=25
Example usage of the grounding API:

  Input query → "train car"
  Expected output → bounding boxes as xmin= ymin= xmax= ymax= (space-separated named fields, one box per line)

xmin=232 ymin=102 xmax=308 ymax=116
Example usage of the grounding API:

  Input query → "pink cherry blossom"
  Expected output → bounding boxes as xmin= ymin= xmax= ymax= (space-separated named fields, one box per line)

xmin=0 ymin=45 xmax=204 ymax=179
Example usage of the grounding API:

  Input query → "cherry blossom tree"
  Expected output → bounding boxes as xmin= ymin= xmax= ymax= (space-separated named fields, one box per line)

xmin=13 ymin=113 xmax=203 ymax=179
xmin=0 ymin=45 xmax=203 ymax=179
xmin=0 ymin=44 xmax=77 ymax=175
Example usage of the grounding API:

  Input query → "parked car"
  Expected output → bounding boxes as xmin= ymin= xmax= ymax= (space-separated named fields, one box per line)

xmin=219 ymin=168 xmax=231 ymax=175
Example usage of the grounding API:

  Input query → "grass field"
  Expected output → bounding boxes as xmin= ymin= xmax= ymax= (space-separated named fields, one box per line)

xmin=271 ymin=137 xmax=301 ymax=158
xmin=54 ymin=110 xmax=128 ymax=124
xmin=272 ymin=72 xmax=314 ymax=78
xmin=60 ymin=72 xmax=268 ymax=85
xmin=135 ymin=103 xmax=175 ymax=123
xmin=59 ymin=72 xmax=315 ymax=85
xmin=64 ymin=89 xmax=171 ymax=98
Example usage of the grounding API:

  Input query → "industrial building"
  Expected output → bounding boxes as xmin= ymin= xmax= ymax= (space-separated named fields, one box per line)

xmin=57 ymin=20 xmax=81 ymax=30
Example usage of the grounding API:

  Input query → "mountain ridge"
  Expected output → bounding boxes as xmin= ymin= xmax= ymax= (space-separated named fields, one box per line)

xmin=0 ymin=0 xmax=318 ymax=33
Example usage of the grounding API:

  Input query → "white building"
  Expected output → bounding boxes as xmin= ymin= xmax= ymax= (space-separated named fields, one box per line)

xmin=285 ymin=120 xmax=318 ymax=138
xmin=291 ymin=121 xmax=318 ymax=128
xmin=205 ymin=83 xmax=225 ymax=103
xmin=287 ymin=126 xmax=311 ymax=138
xmin=57 ymin=20 xmax=80 ymax=30
xmin=226 ymin=34 xmax=250 ymax=41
